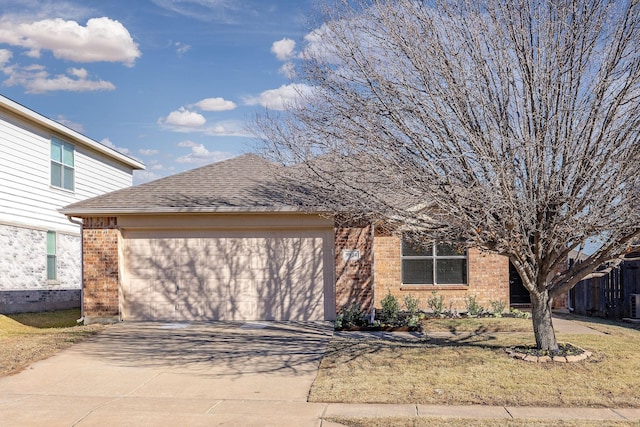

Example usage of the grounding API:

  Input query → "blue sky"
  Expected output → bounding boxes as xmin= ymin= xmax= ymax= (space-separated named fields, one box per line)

xmin=0 ymin=0 xmax=316 ymax=184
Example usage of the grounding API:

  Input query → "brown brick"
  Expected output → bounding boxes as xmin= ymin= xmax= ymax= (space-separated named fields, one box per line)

xmin=81 ymin=217 xmax=120 ymax=319
xmin=373 ymin=234 xmax=509 ymax=312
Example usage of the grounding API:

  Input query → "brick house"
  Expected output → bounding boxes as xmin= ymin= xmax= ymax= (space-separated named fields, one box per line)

xmin=0 ymin=95 xmax=144 ymax=314
xmin=62 ymin=154 xmax=510 ymax=324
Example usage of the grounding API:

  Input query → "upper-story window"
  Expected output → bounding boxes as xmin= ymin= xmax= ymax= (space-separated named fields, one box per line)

xmin=401 ymin=236 xmax=468 ymax=285
xmin=51 ymin=138 xmax=74 ymax=191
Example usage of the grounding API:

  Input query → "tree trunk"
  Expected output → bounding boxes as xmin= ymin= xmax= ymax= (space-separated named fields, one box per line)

xmin=530 ymin=291 xmax=559 ymax=351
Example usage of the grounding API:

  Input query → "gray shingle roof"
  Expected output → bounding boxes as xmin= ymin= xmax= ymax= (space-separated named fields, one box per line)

xmin=61 ymin=154 xmax=304 ymax=215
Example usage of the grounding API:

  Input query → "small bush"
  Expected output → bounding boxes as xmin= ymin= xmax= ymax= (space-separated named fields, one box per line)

xmin=490 ymin=300 xmax=507 ymax=317
xmin=404 ymin=315 xmax=421 ymax=330
xmin=380 ymin=291 xmax=400 ymax=324
xmin=464 ymin=295 xmax=485 ymax=317
xmin=510 ymin=307 xmax=531 ymax=319
xmin=427 ymin=291 xmax=445 ymax=317
xmin=335 ymin=303 xmax=366 ymax=329
xmin=403 ymin=295 xmax=421 ymax=315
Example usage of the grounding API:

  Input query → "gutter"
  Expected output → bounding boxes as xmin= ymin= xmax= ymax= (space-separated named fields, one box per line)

xmin=59 ymin=206 xmax=334 ymax=216
xmin=67 ymin=216 xmax=84 ymax=323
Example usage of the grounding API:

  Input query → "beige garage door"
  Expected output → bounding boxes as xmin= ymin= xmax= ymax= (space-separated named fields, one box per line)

xmin=121 ymin=229 xmax=334 ymax=321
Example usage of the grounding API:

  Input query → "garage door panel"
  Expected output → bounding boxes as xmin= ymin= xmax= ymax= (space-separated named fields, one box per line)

xmin=122 ymin=228 xmax=333 ymax=321
xmin=226 ymin=300 xmax=256 ymax=321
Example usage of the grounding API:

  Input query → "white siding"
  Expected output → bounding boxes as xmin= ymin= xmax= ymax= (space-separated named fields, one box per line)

xmin=0 ymin=109 xmax=134 ymax=234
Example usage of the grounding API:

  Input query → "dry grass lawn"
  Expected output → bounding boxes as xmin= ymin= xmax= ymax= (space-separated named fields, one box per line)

xmin=0 ymin=309 xmax=104 ymax=376
xmin=310 ymin=316 xmax=640 ymax=408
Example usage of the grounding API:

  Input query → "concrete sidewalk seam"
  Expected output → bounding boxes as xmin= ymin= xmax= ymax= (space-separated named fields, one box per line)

xmin=205 ymin=399 xmax=223 ymax=415
xmin=609 ymin=408 xmax=629 ymax=420
xmin=70 ymin=396 xmax=124 ymax=427
xmin=504 ymin=406 xmax=515 ymax=419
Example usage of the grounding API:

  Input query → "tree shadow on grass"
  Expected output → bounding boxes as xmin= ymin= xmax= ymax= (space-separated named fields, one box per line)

xmin=324 ymin=332 xmax=516 ymax=365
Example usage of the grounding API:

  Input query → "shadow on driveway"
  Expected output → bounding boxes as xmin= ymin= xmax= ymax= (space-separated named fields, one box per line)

xmin=79 ymin=321 xmax=334 ymax=377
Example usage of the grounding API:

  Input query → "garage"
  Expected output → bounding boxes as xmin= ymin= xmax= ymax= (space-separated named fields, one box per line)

xmin=121 ymin=226 xmax=334 ymax=321
xmin=61 ymin=154 xmax=340 ymax=324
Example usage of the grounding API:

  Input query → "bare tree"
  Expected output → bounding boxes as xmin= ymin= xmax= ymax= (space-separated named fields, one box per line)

xmin=256 ymin=0 xmax=640 ymax=351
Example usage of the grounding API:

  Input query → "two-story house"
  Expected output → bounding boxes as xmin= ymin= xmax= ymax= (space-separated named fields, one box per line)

xmin=0 ymin=95 xmax=145 ymax=314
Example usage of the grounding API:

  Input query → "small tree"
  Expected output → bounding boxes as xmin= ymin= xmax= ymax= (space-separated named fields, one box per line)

xmin=257 ymin=0 xmax=640 ymax=350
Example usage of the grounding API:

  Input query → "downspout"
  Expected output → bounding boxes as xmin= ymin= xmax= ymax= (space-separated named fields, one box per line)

xmin=370 ymin=222 xmax=375 ymax=323
xmin=67 ymin=216 xmax=84 ymax=323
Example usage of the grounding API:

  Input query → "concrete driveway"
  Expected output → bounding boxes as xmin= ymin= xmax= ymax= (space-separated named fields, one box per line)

xmin=0 ymin=321 xmax=333 ymax=426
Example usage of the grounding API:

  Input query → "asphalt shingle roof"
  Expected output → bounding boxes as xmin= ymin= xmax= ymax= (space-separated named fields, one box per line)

xmin=61 ymin=154 xmax=302 ymax=215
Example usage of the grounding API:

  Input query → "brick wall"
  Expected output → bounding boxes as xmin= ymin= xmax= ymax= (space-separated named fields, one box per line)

xmin=82 ymin=217 xmax=120 ymax=323
xmin=335 ymin=225 xmax=374 ymax=315
xmin=373 ymin=233 xmax=509 ymax=313
xmin=0 ymin=289 xmax=80 ymax=314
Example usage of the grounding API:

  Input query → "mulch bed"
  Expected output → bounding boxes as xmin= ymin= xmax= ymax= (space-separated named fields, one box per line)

xmin=506 ymin=342 xmax=592 ymax=363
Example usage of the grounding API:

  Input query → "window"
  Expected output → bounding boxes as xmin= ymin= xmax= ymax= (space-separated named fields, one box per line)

xmin=47 ymin=231 xmax=57 ymax=281
xmin=401 ymin=237 xmax=467 ymax=285
xmin=51 ymin=138 xmax=74 ymax=191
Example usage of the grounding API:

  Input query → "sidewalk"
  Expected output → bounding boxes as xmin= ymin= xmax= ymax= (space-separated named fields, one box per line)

xmin=320 ymin=403 xmax=640 ymax=425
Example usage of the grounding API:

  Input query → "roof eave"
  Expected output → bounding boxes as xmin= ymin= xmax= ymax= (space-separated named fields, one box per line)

xmin=60 ymin=206 xmax=332 ymax=216
xmin=0 ymin=95 xmax=145 ymax=170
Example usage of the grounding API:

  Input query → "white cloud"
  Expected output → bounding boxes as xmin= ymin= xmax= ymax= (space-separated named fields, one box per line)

xmin=149 ymin=161 xmax=164 ymax=170
xmin=3 ymin=65 xmax=115 ymax=93
xmin=160 ymin=107 xmax=206 ymax=128
xmin=203 ymin=120 xmax=252 ymax=137
xmin=175 ymin=41 xmax=191 ymax=55
xmin=0 ymin=49 xmax=13 ymax=67
xmin=194 ymin=97 xmax=237 ymax=112
xmin=279 ymin=62 xmax=296 ymax=79
xmin=133 ymin=170 xmax=162 ymax=185
xmin=55 ymin=115 xmax=84 ymax=133
xmin=244 ymin=83 xmax=312 ymax=111
xmin=271 ymin=38 xmax=296 ymax=61
xmin=176 ymin=142 xmax=234 ymax=165
xmin=177 ymin=140 xmax=198 ymax=147
xmin=150 ymin=0 xmax=248 ymax=24
xmin=138 ymin=148 xmax=159 ymax=156
xmin=302 ymin=24 xmax=340 ymax=64
xmin=0 ymin=17 xmax=141 ymax=66
xmin=100 ymin=137 xmax=130 ymax=155
xmin=68 ymin=67 xmax=88 ymax=78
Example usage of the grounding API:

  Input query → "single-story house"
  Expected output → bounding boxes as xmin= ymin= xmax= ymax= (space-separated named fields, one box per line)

xmin=0 ymin=94 xmax=144 ymax=314
xmin=61 ymin=154 xmax=509 ymax=324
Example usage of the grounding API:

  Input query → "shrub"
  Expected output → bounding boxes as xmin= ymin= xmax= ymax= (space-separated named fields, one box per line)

xmin=510 ymin=307 xmax=531 ymax=319
xmin=334 ymin=313 xmax=343 ymax=330
xmin=403 ymin=295 xmax=421 ymax=315
xmin=464 ymin=295 xmax=485 ymax=317
xmin=406 ymin=315 xmax=421 ymax=330
xmin=490 ymin=300 xmax=507 ymax=317
xmin=427 ymin=291 xmax=446 ymax=317
xmin=336 ymin=303 xmax=366 ymax=329
xmin=379 ymin=291 xmax=400 ymax=324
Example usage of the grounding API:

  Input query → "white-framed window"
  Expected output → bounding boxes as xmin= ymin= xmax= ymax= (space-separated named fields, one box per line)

xmin=47 ymin=231 xmax=57 ymax=281
xmin=401 ymin=236 xmax=467 ymax=285
xmin=51 ymin=138 xmax=74 ymax=191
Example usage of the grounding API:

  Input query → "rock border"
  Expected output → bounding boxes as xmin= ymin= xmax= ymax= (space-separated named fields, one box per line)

xmin=505 ymin=343 xmax=592 ymax=363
